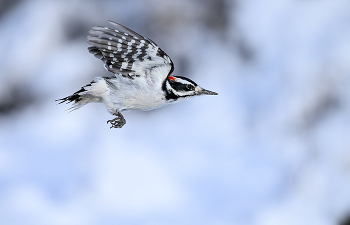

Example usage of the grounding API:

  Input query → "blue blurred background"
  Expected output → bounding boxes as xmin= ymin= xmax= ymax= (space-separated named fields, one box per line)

xmin=1 ymin=0 xmax=350 ymax=224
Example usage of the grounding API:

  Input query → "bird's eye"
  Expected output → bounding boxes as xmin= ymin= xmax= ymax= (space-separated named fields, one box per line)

xmin=186 ymin=84 xmax=194 ymax=91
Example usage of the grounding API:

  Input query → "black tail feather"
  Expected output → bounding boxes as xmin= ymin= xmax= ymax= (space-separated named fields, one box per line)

xmin=55 ymin=88 xmax=86 ymax=104
xmin=55 ymin=79 xmax=97 ymax=104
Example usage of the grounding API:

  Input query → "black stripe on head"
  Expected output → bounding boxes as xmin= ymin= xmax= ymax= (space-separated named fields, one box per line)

xmin=168 ymin=80 xmax=188 ymax=92
xmin=173 ymin=76 xmax=197 ymax=86
xmin=168 ymin=76 xmax=197 ymax=92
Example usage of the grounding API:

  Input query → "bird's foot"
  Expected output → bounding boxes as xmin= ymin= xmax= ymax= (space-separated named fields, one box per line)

xmin=107 ymin=111 xmax=126 ymax=129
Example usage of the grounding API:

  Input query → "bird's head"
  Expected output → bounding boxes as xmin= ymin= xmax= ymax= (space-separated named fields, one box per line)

xmin=164 ymin=76 xmax=218 ymax=100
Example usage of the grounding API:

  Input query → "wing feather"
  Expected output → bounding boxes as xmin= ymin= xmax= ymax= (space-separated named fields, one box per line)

xmin=87 ymin=21 xmax=174 ymax=80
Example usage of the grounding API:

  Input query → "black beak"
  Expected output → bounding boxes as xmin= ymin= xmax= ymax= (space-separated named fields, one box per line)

xmin=198 ymin=88 xmax=218 ymax=96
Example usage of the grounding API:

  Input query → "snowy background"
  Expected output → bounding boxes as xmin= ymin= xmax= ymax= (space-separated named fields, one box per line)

xmin=1 ymin=0 xmax=350 ymax=224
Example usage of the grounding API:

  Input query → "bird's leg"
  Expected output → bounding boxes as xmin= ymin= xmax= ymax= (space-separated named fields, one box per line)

xmin=107 ymin=111 xmax=126 ymax=129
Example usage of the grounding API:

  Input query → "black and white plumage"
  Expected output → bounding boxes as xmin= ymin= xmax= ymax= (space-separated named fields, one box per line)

xmin=57 ymin=21 xmax=217 ymax=128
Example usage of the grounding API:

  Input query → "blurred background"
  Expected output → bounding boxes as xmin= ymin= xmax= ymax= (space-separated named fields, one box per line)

xmin=0 ymin=0 xmax=350 ymax=224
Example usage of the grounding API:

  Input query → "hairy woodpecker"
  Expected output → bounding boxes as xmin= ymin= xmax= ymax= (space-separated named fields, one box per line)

xmin=57 ymin=21 xmax=217 ymax=128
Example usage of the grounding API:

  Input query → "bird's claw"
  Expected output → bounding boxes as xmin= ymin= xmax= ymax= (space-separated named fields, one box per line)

xmin=107 ymin=112 xmax=126 ymax=129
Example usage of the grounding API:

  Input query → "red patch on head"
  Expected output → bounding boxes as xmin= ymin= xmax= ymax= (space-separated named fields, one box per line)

xmin=168 ymin=76 xmax=176 ymax=81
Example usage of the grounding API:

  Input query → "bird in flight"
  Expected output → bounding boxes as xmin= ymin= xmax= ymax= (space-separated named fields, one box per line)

xmin=57 ymin=21 xmax=217 ymax=128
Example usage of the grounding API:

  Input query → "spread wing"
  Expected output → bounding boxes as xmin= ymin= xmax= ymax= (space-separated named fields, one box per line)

xmin=87 ymin=21 xmax=174 ymax=80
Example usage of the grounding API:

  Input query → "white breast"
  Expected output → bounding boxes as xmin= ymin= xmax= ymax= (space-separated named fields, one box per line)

xmin=104 ymin=75 xmax=166 ymax=113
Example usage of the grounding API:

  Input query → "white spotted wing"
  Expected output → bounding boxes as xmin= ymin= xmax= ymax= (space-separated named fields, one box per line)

xmin=87 ymin=21 xmax=174 ymax=80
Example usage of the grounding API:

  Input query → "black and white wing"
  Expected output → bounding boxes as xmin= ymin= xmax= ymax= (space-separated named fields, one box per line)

xmin=87 ymin=21 xmax=174 ymax=80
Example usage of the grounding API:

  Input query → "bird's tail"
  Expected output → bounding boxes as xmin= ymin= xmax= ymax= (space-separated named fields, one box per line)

xmin=56 ymin=77 xmax=107 ymax=112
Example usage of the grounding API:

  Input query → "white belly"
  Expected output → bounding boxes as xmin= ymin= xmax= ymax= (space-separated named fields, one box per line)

xmin=103 ymin=76 xmax=168 ymax=113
